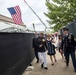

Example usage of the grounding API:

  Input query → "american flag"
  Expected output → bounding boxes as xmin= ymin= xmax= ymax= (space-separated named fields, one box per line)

xmin=8 ymin=5 xmax=23 ymax=25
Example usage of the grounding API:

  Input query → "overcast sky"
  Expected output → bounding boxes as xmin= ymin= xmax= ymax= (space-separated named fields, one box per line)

xmin=0 ymin=0 xmax=51 ymax=31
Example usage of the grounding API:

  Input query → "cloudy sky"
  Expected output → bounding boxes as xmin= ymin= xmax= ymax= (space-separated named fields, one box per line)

xmin=0 ymin=0 xmax=51 ymax=31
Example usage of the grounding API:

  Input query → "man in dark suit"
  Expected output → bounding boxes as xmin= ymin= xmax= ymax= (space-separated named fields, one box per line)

xmin=32 ymin=32 xmax=39 ymax=63
xmin=60 ymin=27 xmax=76 ymax=72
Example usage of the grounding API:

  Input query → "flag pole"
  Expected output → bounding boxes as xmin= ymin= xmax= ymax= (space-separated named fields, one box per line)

xmin=32 ymin=23 xmax=36 ymax=32
xmin=24 ymin=0 xmax=47 ymax=29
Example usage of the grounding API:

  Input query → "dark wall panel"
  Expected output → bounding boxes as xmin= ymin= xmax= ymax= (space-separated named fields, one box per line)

xmin=60 ymin=20 xmax=76 ymax=38
xmin=0 ymin=33 xmax=35 ymax=75
xmin=66 ymin=22 xmax=76 ymax=37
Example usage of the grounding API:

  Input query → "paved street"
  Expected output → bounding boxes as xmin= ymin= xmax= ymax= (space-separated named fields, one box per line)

xmin=22 ymin=51 xmax=76 ymax=75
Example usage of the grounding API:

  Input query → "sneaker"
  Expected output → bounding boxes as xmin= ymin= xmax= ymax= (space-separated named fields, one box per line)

xmin=44 ymin=67 xmax=48 ymax=70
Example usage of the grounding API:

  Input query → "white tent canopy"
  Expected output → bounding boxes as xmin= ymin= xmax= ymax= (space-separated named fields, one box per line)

xmin=0 ymin=22 xmax=12 ymax=30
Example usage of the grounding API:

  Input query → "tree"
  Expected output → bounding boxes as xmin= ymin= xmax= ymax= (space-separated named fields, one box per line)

xmin=44 ymin=0 xmax=76 ymax=31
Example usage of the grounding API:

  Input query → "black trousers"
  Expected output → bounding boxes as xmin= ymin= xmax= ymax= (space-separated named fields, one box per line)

xmin=34 ymin=50 xmax=39 ymax=60
xmin=65 ymin=51 xmax=76 ymax=70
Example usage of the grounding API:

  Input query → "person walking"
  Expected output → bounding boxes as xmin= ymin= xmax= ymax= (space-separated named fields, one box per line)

xmin=60 ymin=27 xmax=76 ymax=72
xmin=46 ymin=34 xmax=57 ymax=65
xmin=32 ymin=32 xmax=39 ymax=63
xmin=54 ymin=32 xmax=59 ymax=50
xmin=36 ymin=32 xmax=48 ymax=70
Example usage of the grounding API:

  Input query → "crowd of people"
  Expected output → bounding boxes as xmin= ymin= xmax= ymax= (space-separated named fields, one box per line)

xmin=32 ymin=27 xmax=76 ymax=72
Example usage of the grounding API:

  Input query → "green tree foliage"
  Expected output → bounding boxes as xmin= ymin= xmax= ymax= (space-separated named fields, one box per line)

xmin=44 ymin=0 xmax=76 ymax=31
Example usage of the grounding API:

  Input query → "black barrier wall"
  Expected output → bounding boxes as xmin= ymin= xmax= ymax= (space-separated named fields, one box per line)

xmin=0 ymin=33 xmax=35 ymax=75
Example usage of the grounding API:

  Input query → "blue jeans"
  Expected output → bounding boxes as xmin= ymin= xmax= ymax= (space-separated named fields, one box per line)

xmin=65 ymin=52 xmax=76 ymax=70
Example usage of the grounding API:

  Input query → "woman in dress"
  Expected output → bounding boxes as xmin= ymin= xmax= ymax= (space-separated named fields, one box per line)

xmin=47 ymin=34 xmax=57 ymax=65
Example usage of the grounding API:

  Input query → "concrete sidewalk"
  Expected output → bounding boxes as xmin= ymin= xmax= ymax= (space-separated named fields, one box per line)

xmin=22 ymin=51 xmax=76 ymax=75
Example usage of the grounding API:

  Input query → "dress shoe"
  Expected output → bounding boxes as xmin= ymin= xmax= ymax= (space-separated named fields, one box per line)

xmin=41 ymin=63 xmax=44 ymax=68
xmin=51 ymin=63 xmax=54 ymax=65
xmin=44 ymin=67 xmax=48 ymax=70
xmin=66 ymin=63 xmax=69 ymax=66
xmin=36 ymin=60 xmax=39 ymax=63
xmin=55 ymin=60 xmax=57 ymax=62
